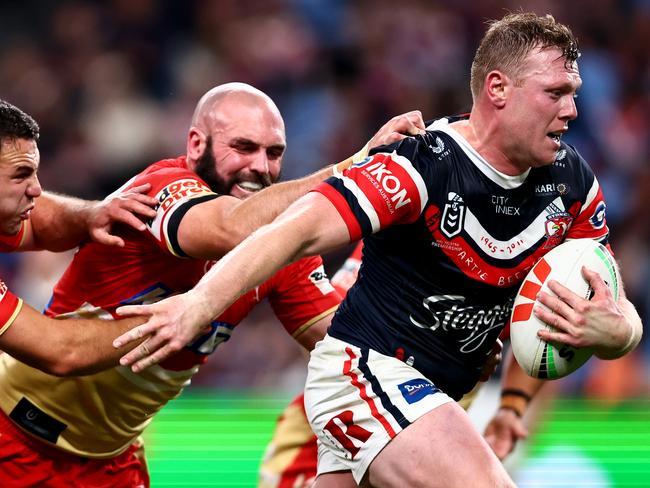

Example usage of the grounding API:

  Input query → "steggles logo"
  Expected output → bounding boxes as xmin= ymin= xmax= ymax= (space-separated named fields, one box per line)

xmin=409 ymin=294 xmax=512 ymax=353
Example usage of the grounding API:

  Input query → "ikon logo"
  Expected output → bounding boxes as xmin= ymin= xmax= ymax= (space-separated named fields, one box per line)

xmin=365 ymin=161 xmax=412 ymax=210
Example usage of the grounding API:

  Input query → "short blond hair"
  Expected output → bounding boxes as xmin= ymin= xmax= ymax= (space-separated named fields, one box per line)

xmin=470 ymin=13 xmax=579 ymax=100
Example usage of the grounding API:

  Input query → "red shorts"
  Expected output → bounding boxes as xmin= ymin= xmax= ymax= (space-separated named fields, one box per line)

xmin=0 ymin=409 xmax=149 ymax=488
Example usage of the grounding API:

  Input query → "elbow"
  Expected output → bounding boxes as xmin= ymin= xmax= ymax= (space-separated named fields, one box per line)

xmin=40 ymin=349 xmax=88 ymax=377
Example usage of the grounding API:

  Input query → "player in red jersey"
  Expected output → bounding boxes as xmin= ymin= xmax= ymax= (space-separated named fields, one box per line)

xmin=119 ymin=15 xmax=642 ymax=488
xmin=0 ymin=99 xmax=158 ymax=375
xmin=0 ymin=84 xmax=425 ymax=487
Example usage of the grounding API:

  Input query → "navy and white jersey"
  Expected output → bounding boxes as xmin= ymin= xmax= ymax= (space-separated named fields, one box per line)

xmin=312 ymin=116 xmax=609 ymax=400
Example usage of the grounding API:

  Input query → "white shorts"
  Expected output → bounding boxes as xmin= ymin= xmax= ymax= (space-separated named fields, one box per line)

xmin=304 ymin=334 xmax=454 ymax=484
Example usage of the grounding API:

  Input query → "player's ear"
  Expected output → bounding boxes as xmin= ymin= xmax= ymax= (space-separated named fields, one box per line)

xmin=187 ymin=127 xmax=207 ymax=163
xmin=484 ymin=70 xmax=509 ymax=108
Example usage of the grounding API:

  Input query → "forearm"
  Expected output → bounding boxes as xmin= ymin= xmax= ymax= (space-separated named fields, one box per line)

xmin=498 ymin=349 xmax=546 ymax=418
xmin=2 ymin=306 xmax=143 ymax=376
xmin=221 ymin=139 xmax=372 ymax=250
xmin=222 ymin=167 xmax=335 ymax=246
xmin=193 ymin=214 xmax=318 ymax=325
xmin=53 ymin=317 xmax=144 ymax=375
xmin=29 ymin=192 xmax=94 ymax=251
xmin=192 ymin=194 xmax=347 ymax=327
xmin=595 ymin=296 xmax=643 ymax=359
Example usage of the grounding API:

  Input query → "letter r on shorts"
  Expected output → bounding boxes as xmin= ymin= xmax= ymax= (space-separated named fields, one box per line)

xmin=323 ymin=410 xmax=373 ymax=459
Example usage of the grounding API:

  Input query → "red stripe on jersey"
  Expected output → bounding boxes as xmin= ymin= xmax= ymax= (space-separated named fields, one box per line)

xmin=312 ymin=184 xmax=362 ymax=241
xmin=430 ymin=226 xmax=549 ymax=288
xmin=519 ymin=280 xmax=542 ymax=301
xmin=350 ymin=154 xmax=422 ymax=228
xmin=568 ymin=188 xmax=609 ymax=240
xmin=511 ymin=303 xmax=535 ymax=323
xmin=533 ymin=258 xmax=551 ymax=283
xmin=343 ymin=347 xmax=397 ymax=438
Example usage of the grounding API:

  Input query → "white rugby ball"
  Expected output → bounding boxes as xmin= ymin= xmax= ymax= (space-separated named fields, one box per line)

xmin=510 ymin=239 xmax=620 ymax=380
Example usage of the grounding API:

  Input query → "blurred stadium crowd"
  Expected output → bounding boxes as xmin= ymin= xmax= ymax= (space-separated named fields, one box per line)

xmin=0 ymin=0 xmax=648 ymax=395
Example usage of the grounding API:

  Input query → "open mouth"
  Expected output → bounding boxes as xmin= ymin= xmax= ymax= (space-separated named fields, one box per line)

xmin=237 ymin=181 xmax=265 ymax=192
xmin=547 ymin=131 xmax=563 ymax=144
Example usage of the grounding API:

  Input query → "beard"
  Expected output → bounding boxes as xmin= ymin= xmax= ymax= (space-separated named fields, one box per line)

xmin=194 ymin=136 xmax=275 ymax=196
xmin=194 ymin=137 xmax=231 ymax=195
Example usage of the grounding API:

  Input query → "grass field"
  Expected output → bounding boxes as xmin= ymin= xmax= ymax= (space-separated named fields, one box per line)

xmin=144 ymin=391 xmax=650 ymax=487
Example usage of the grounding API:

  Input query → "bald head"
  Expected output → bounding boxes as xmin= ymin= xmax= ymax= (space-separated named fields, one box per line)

xmin=186 ymin=82 xmax=286 ymax=199
xmin=191 ymin=82 xmax=283 ymax=133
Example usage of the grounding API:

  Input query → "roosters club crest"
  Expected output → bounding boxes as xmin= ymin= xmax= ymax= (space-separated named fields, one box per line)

xmin=544 ymin=212 xmax=573 ymax=248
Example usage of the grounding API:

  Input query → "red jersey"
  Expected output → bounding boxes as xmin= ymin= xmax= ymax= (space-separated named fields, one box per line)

xmin=0 ymin=223 xmax=25 ymax=336
xmin=0 ymin=157 xmax=340 ymax=457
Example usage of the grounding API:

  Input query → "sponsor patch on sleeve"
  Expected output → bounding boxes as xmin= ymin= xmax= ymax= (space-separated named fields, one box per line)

xmin=147 ymin=178 xmax=216 ymax=255
xmin=398 ymin=378 xmax=440 ymax=404
xmin=589 ymin=201 xmax=606 ymax=230
xmin=309 ymin=264 xmax=336 ymax=295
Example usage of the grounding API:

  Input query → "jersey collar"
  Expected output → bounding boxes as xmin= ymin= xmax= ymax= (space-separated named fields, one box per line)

xmin=426 ymin=118 xmax=530 ymax=190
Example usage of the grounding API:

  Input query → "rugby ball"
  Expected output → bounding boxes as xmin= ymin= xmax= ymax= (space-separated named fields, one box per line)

xmin=510 ymin=239 xmax=620 ymax=380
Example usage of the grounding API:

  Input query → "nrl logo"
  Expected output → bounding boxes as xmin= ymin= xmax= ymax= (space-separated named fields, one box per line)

xmin=440 ymin=192 xmax=465 ymax=239
xmin=429 ymin=136 xmax=445 ymax=154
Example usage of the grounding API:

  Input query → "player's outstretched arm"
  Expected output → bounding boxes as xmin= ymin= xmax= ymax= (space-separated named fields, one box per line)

xmin=115 ymin=191 xmax=350 ymax=372
xmin=483 ymin=350 xmax=539 ymax=460
xmin=175 ymin=111 xmax=425 ymax=260
xmin=24 ymin=184 xmax=157 ymax=251
xmin=0 ymin=302 xmax=144 ymax=376
xmin=535 ymin=266 xmax=643 ymax=359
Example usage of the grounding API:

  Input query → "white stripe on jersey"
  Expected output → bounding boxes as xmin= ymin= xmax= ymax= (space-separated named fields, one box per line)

xmin=580 ymin=177 xmax=601 ymax=216
xmin=463 ymin=197 xmax=566 ymax=259
xmin=427 ymin=118 xmax=530 ymax=190
xmin=339 ymin=175 xmax=381 ymax=232
xmin=387 ymin=151 xmax=429 ymax=214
